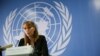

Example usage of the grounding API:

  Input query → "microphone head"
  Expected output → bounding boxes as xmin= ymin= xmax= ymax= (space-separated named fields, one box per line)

xmin=1 ymin=44 xmax=13 ymax=50
xmin=4 ymin=44 xmax=13 ymax=48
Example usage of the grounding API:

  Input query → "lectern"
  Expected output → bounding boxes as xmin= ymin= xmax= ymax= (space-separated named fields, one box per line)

xmin=5 ymin=45 xmax=33 ymax=56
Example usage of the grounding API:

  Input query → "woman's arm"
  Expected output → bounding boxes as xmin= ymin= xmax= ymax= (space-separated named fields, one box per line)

xmin=41 ymin=36 xmax=49 ymax=56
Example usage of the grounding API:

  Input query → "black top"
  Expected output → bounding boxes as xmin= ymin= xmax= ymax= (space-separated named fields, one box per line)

xmin=18 ymin=35 xmax=49 ymax=56
xmin=0 ymin=46 xmax=2 ymax=56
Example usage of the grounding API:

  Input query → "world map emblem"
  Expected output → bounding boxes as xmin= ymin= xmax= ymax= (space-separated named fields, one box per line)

xmin=3 ymin=1 xmax=72 ymax=56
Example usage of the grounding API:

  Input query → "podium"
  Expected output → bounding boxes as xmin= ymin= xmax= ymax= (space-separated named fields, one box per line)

xmin=5 ymin=45 xmax=33 ymax=56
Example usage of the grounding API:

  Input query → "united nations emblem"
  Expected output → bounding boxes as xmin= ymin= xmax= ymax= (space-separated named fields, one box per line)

xmin=3 ymin=1 xmax=72 ymax=56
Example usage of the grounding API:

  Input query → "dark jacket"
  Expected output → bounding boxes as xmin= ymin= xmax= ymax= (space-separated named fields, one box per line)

xmin=18 ymin=35 xmax=49 ymax=56
xmin=0 ymin=46 xmax=2 ymax=56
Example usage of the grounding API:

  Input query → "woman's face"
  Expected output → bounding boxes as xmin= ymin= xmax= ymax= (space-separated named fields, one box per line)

xmin=23 ymin=24 xmax=35 ymax=38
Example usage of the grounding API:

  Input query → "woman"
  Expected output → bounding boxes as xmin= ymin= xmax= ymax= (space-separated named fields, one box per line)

xmin=18 ymin=21 xmax=49 ymax=56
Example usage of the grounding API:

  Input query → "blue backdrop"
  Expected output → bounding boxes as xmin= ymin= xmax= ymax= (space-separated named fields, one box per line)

xmin=0 ymin=0 xmax=100 ymax=56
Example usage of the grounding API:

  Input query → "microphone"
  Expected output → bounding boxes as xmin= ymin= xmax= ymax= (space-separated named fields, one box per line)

xmin=0 ymin=44 xmax=13 ymax=51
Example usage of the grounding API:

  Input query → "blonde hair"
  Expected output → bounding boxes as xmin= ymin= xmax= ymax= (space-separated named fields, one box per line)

xmin=23 ymin=21 xmax=39 ymax=46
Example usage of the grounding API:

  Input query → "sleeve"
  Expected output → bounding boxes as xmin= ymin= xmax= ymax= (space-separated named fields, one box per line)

xmin=18 ymin=38 xmax=24 ymax=46
xmin=0 ymin=46 xmax=2 ymax=56
xmin=41 ymin=36 xmax=49 ymax=56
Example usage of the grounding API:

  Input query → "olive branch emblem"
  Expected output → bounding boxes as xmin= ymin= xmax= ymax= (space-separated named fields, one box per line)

xmin=50 ymin=2 xmax=72 ymax=56
xmin=3 ymin=9 xmax=17 ymax=45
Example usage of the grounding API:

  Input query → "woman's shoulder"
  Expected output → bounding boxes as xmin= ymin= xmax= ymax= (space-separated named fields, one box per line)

xmin=18 ymin=38 xmax=24 ymax=46
xmin=19 ymin=38 xmax=24 ymax=42
xmin=39 ymin=35 xmax=46 ymax=40
xmin=39 ymin=35 xmax=45 ymax=37
xmin=20 ymin=38 xmax=24 ymax=40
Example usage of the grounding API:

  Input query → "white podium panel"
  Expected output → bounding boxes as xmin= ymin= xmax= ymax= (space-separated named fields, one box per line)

xmin=5 ymin=45 xmax=33 ymax=56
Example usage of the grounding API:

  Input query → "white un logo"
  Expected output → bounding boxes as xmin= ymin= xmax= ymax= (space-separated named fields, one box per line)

xmin=3 ymin=1 xmax=72 ymax=56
